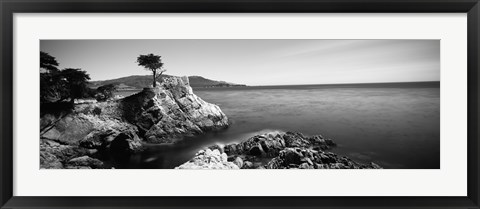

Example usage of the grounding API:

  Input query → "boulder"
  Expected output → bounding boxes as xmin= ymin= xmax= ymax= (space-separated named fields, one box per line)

xmin=40 ymin=139 xmax=90 ymax=165
xmin=65 ymin=156 xmax=104 ymax=169
xmin=283 ymin=132 xmax=311 ymax=148
xmin=175 ymin=149 xmax=239 ymax=169
xmin=233 ymin=157 xmax=244 ymax=168
xmin=281 ymin=148 xmax=303 ymax=165
xmin=249 ymin=145 xmax=264 ymax=156
xmin=40 ymin=152 xmax=63 ymax=169
xmin=242 ymin=161 xmax=254 ymax=169
xmin=370 ymin=162 xmax=383 ymax=169
xmin=299 ymin=163 xmax=313 ymax=169
xmin=265 ymin=158 xmax=283 ymax=169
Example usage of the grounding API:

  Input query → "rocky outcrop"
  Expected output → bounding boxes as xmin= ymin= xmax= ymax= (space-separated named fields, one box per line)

xmin=40 ymin=138 xmax=93 ymax=169
xmin=265 ymin=147 xmax=382 ymax=169
xmin=40 ymin=76 xmax=229 ymax=169
xmin=65 ymin=156 xmax=104 ymax=169
xmin=176 ymin=149 xmax=239 ymax=169
xmin=177 ymin=132 xmax=382 ymax=169
xmin=119 ymin=76 xmax=229 ymax=143
xmin=221 ymin=131 xmax=336 ymax=158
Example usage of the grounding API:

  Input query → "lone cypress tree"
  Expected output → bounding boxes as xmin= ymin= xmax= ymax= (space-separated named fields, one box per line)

xmin=136 ymin=53 xmax=166 ymax=87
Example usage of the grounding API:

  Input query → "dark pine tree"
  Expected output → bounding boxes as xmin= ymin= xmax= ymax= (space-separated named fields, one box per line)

xmin=60 ymin=68 xmax=91 ymax=103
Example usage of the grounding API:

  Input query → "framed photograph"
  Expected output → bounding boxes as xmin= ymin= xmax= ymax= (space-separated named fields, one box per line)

xmin=1 ymin=0 xmax=479 ymax=208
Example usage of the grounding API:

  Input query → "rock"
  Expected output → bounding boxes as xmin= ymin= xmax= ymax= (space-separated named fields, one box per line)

xmin=41 ymin=110 xmax=142 ymax=151
xmin=120 ymin=76 xmax=229 ymax=143
xmin=65 ymin=156 xmax=104 ymax=169
xmin=233 ymin=157 xmax=244 ymax=168
xmin=208 ymin=144 xmax=224 ymax=153
xmin=299 ymin=162 xmax=313 ymax=169
xmin=324 ymin=138 xmax=336 ymax=146
xmin=223 ymin=144 xmax=239 ymax=155
xmin=175 ymin=149 xmax=239 ymax=169
xmin=281 ymin=148 xmax=302 ymax=165
xmin=283 ymin=132 xmax=311 ymax=148
xmin=265 ymin=158 xmax=283 ymax=169
xmin=257 ymin=137 xmax=383 ymax=169
xmin=40 ymin=76 xmax=231 ymax=169
xmin=110 ymin=133 xmax=136 ymax=162
xmin=223 ymin=132 xmax=286 ymax=157
xmin=242 ymin=161 xmax=254 ymax=169
xmin=249 ymin=145 xmax=264 ymax=156
xmin=40 ymin=139 xmax=90 ymax=164
xmin=220 ymin=152 xmax=229 ymax=162
xmin=329 ymin=163 xmax=346 ymax=169
xmin=41 ymin=76 xmax=228 ymax=145
xmin=40 ymin=152 xmax=63 ymax=169
xmin=303 ymin=157 xmax=314 ymax=165
xmin=370 ymin=162 xmax=383 ymax=169
xmin=314 ymin=163 xmax=329 ymax=169
xmin=199 ymin=131 xmax=383 ymax=169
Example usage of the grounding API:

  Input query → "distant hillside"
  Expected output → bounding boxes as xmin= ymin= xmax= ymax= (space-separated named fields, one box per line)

xmin=89 ymin=75 xmax=246 ymax=89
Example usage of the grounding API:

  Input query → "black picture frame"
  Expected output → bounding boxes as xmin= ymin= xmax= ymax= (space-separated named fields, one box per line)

xmin=1 ymin=0 xmax=479 ymax=208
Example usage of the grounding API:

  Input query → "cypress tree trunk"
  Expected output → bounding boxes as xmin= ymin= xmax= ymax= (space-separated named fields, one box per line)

xmin=152 ymin=70 xmax=156 ymax=87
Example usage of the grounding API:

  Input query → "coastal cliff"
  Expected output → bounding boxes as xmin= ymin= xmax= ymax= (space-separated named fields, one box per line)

xmin=40 ymin=76 xmax=229 ymax=169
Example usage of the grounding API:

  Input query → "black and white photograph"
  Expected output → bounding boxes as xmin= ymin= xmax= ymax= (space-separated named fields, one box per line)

xmin=39 ymin=39 xmax=440 ymax=169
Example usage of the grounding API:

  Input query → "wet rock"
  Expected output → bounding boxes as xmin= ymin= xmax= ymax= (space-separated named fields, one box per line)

xmin=265 ymin=157 xmax=283 ymax=169
xmin=264 ymin=142 xmax=381 ymax=169
xmin=208 ymin=144 xmax=224 ymax=153
xmin=179 ymin=131 xmax=383 ymax=169
xmin=175 ymin=149 xmax=239 ymax=169
xmin=242 ymin=161 xmax=254 ymax=169
xmin=370 ymin=162 xmax=383 ymax=169
xmin=233 ymin=157 xmax=244 ymax=168
xmin=223 ymin=144 xmax=240 ymax=155
xmin=299 ymin=163 xmax=313 ymax=169
xmin=324 ymin=138 xmax=336 ymax=146
xmin=65 ymin=156 xmax=104 ymax=169
xmin=283 ymin=132 xmax=311 ymax=148
xmin=223 ymin=132 xmax=286 ymax=157
xmin=329 ymin=163 xmax=346 ymax=169
xmin=249 ymin=145 xmax=264 ymax=156
xmin=282 ymin=148 xmax=302 ymax=165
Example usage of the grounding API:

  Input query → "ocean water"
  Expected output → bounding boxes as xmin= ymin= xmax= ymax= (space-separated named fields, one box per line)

xmin=114 ymin=82 xmax=440 ymax=169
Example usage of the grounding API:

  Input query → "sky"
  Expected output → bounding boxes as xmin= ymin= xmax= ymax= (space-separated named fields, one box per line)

xmin=40 ymin=39 xmax=440 ymax=86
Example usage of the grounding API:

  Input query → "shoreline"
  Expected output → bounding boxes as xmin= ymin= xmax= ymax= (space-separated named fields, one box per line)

xmin=40 ymin=76 xmax=436 ymax=169
xmin=176 ymin=131 xmax=382 ymax=169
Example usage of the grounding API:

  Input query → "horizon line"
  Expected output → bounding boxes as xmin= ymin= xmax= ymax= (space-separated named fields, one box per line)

xmin=89 ymin=74 xmax=440 ymax=86
xmin=247 ymin=80 xmax=440 ymax=87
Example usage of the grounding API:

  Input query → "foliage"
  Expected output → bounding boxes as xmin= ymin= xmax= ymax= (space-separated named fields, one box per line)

xmin=95 ymin=84 xmax=117 ymax=101
xmin=136 ymin=53 xmax=166 ymax=87
xmin=40 ymin=51 xmax=59 ymax=73
xmin=40 ymin=51 xmax=91 ymax=104
xmin=40 ymin=51 xmax=65 ymax=103
xmin=61 ymin=68 xmax=91 ymax=102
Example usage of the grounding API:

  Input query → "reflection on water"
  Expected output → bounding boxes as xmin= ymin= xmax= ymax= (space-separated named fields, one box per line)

xmin=115 ymin=83 xmax=440 ymax=169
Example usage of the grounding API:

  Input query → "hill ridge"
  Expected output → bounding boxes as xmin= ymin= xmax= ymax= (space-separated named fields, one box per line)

xmin=89 ymin=74 xmax=246 ymax=89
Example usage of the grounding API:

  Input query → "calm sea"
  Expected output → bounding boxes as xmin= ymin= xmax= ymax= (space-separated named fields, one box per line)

xmin=114 ymin=82 xmax=440 ymax=169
